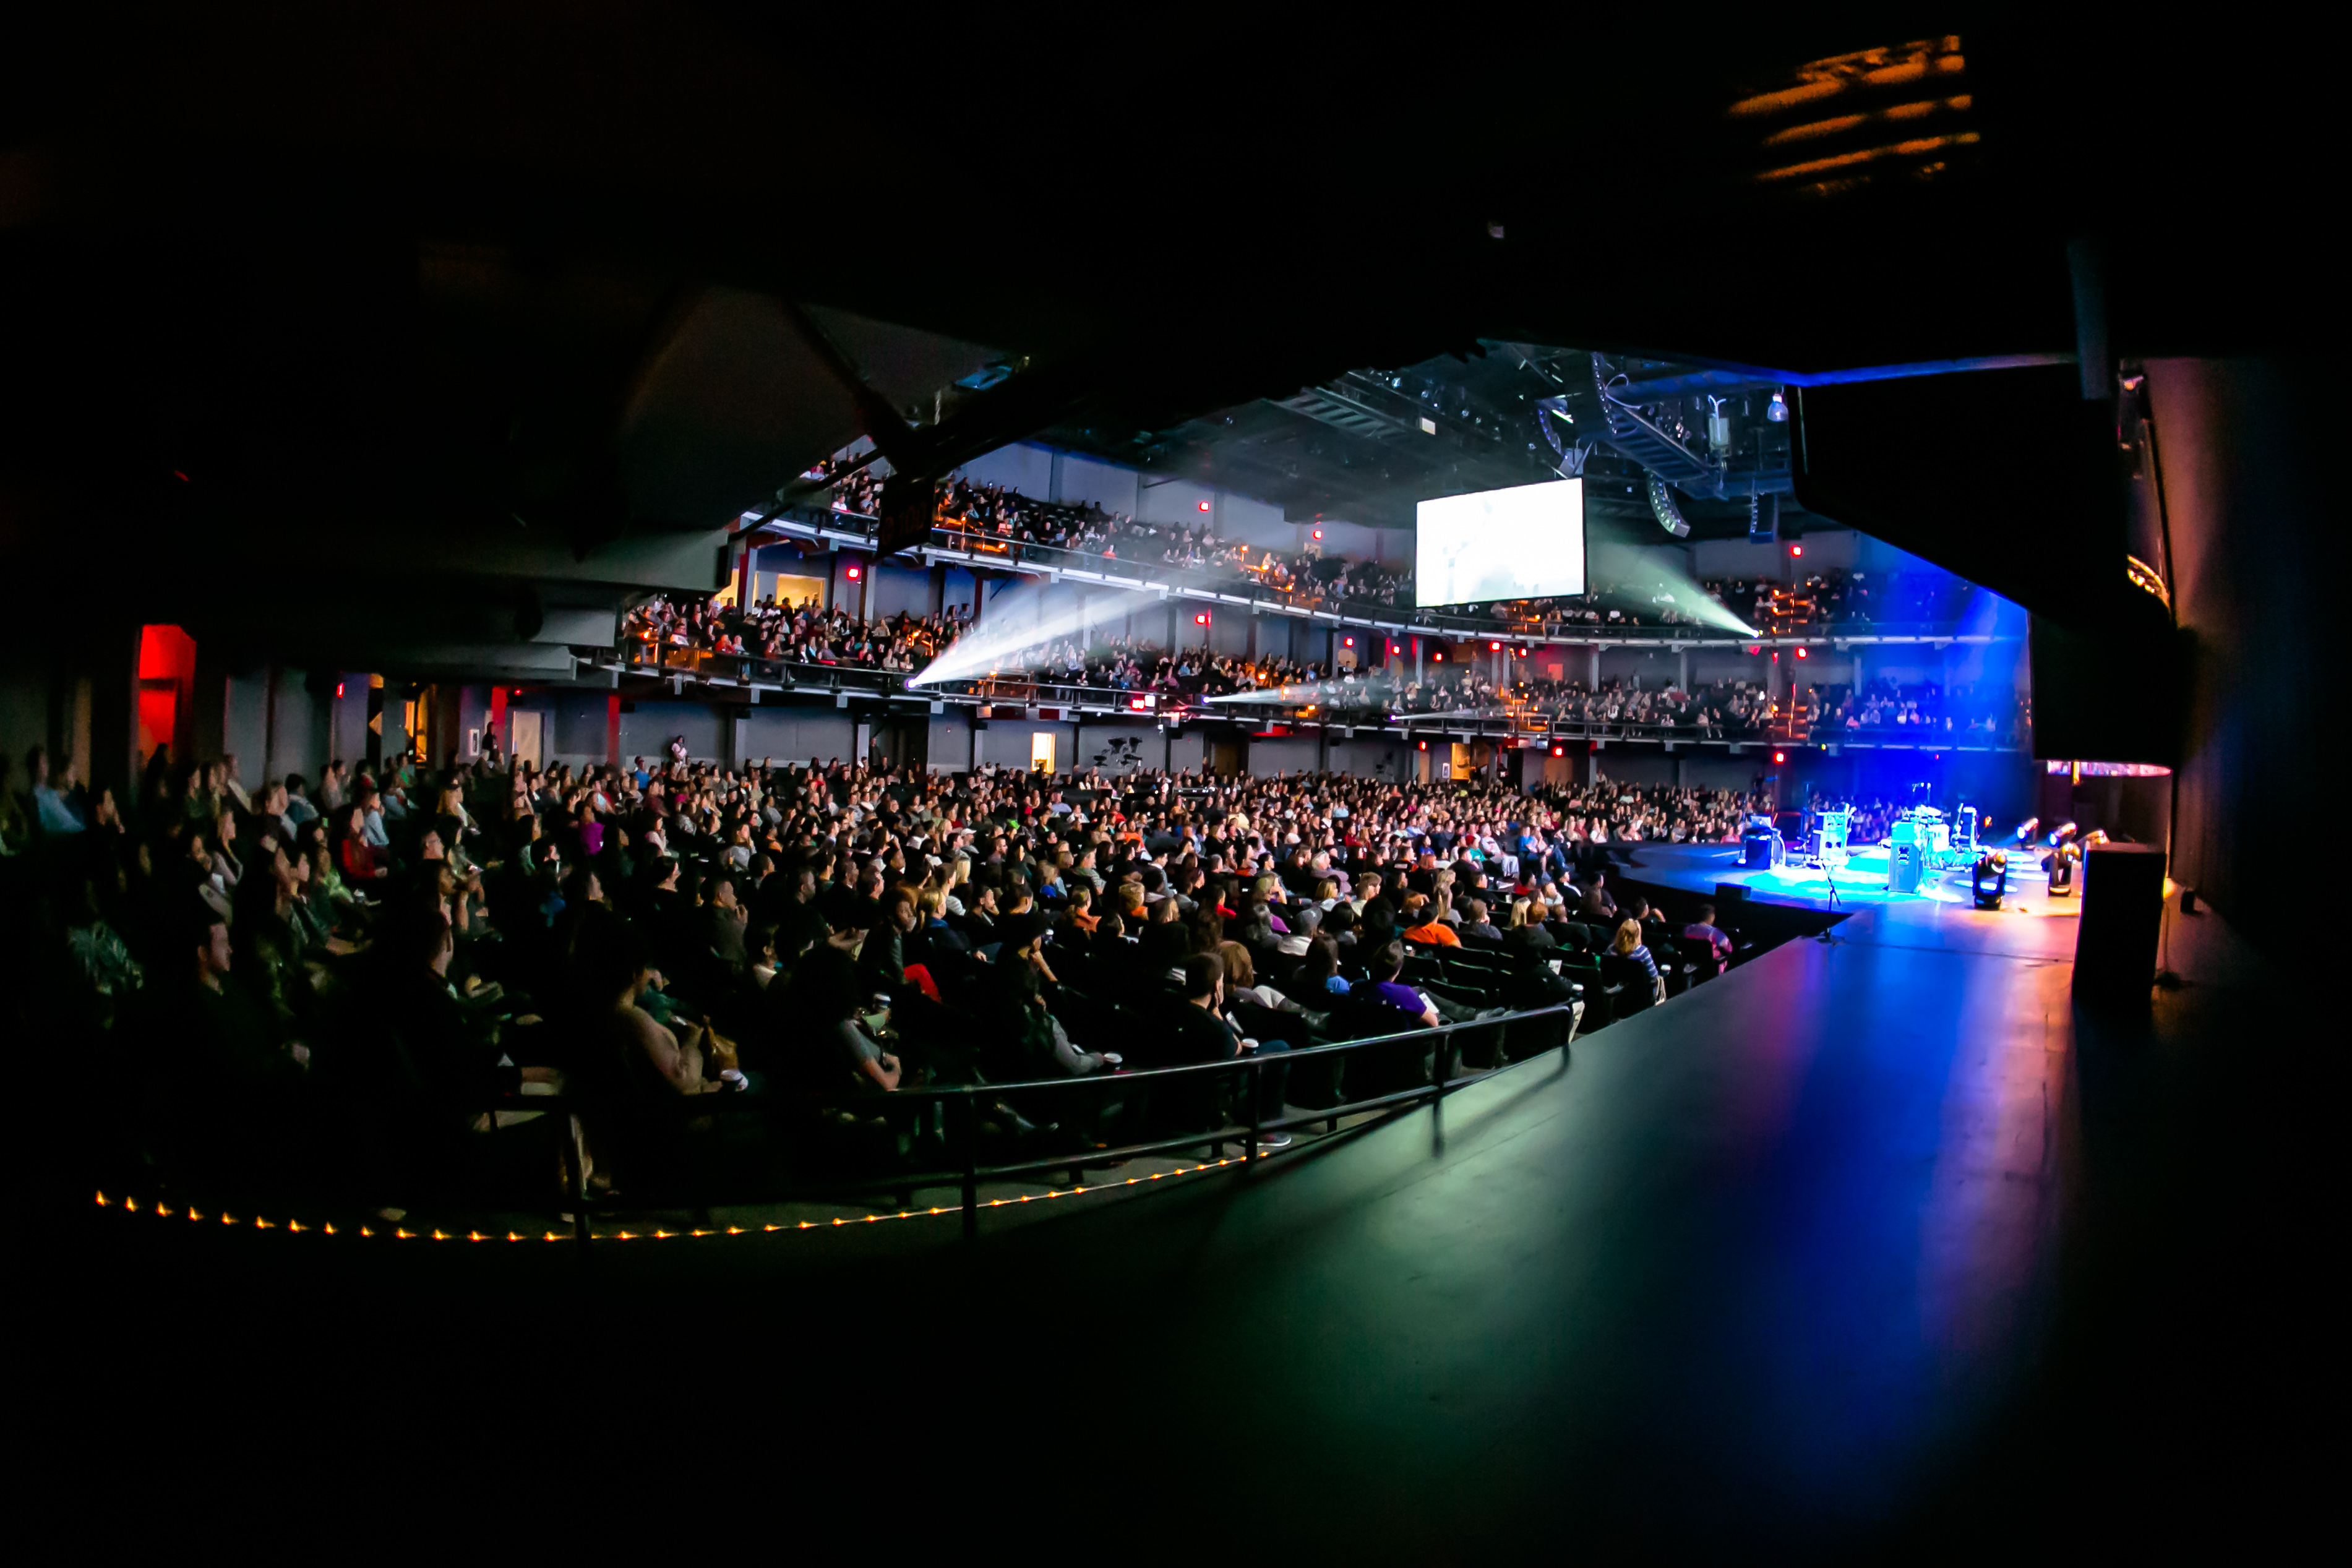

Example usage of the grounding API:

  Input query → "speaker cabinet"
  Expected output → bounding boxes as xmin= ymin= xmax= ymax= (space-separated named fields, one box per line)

xmin=2075 ymin=843 xmax=2167 ymax=1003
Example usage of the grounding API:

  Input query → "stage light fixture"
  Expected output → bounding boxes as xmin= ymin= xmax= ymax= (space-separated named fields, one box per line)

xmin=1766 ymin=390 xmax=1789 ymax=422
xmin=1972 ymin=851 xmax=2009 ymax=910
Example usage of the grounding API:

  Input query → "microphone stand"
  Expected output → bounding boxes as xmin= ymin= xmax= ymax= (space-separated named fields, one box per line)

xmin=1816 ymin=850 xmax=1845 ymax=941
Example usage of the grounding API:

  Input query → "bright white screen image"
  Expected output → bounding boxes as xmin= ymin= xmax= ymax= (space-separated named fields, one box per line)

xmin=1414 ymin=478 xmax=1586 ymax=607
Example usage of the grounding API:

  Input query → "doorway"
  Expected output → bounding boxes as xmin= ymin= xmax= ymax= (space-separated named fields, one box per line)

xmin=1029 ymin=730 xmax=1056 ymax=774
xmin=1208 ymin=739 xmax=1246 ymax=778
xmin=510 ymin=710 xmax=544 ymax=768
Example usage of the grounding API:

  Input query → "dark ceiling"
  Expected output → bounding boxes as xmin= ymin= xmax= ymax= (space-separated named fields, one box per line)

xmin=1036 ymin=341 xmax=1801 ymax=539
xmin=0 ymin=6 xmax=2328 ymax=651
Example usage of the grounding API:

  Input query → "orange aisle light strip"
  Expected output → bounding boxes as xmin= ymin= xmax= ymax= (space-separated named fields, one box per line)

xmin=88 ymin=1155 xmax=1264 ymax=1245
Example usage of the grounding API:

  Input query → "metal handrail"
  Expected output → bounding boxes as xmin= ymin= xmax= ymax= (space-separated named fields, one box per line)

xmin=486 ymin=998 xmax=1582 ymax=1246
xmin=604 ymin=642 xmax=2025 ymax=750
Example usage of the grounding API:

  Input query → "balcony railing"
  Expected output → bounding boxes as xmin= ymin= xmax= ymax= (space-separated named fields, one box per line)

xmin=607 ymin=639 xmax=2024 ymax=750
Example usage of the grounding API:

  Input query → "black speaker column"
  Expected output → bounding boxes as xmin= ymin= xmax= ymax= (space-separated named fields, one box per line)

xmin=2074 ymin=843 xmax=2166 ymax=1003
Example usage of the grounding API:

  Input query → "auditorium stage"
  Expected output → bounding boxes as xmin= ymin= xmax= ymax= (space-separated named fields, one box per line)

xmin=1615 ymin=838 xmax=2080 ymax=919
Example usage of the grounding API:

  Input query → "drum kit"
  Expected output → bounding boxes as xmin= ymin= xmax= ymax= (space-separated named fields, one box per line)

xmin=1886 ymin=803 xmax=1982 ymax=889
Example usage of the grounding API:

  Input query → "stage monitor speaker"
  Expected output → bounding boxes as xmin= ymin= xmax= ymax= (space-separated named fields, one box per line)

xmin=2075 ymin=843 xmax=2166 ymax=1003
xmin=1887 ymin=842 xmax=1926 ymax=894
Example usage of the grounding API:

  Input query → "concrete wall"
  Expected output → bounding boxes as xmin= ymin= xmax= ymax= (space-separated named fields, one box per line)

xmin=929 ymin=712 xmax=974 ymax=772
xmin=742 ymin=707 xmax=858 ymax=766
xmin=977 ymin=718 xmax=1078 ymax=772
xmin=1247 ymin=735 xmax=1321 ymax=776
xmin=328 ymin=676 xmax=368 ymax=771
xmin=1325 ymin=734 xmax=1405 ymax=781
xmin=956 ymin=442 xmax=1054 ymax=500
xmin=269 ymin=672 xmax=334 ymax=783
xmin=869 ymin=563 xmax=935 ymax=620
xmin=1055 ymin=452 xmax=1140 ymax=515
xmin=1165 ymin=729 xmax=1206 ymax=774
xmin=0 ymin=653 xmax=49 ymax=790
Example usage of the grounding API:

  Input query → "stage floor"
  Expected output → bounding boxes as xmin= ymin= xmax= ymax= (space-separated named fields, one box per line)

xmin=1616 ymin=839 xmax=2081 ymax=919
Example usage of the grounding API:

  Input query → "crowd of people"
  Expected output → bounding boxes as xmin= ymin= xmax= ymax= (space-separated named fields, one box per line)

xmin=619 ymin=584 xmax=2037 ymax=761
xmin=27 ymin=735 xmax=1762 ymax=1215
xmin=1816 ymin=679 xmax=2027 ymax=742
xmin=924 ymin=474 xmax=1418 ymax=614
xmin=625 ymin=594 xmax=971 ymax=674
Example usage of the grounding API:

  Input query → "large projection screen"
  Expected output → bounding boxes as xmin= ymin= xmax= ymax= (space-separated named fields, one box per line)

xmin=1414 ymin=478 xmax=1586 ymax=607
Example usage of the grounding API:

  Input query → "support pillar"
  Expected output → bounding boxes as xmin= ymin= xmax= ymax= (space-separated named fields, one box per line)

xmin=88 ymin=620 xmax=141 ymax=804
xmin=1586 ymin=644 xmax=1600 ymax=689
xmin=606 ymin=692 xmax=622 ymax=769
xmin=1414 ymin=636 xmax=1423 ymax=682
xmin=364 ymin=677 xmax=385 ymax=769
xmin=1677 ymin=647 xmax=1689 ymax=692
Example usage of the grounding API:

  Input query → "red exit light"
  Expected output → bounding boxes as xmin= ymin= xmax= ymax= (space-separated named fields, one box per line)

xmin=1197 ymin=500 xmax=1212 ymax=513
xmin=1342 ymin=636 xmax=1354 ymax=648
xmin=1790 ymin=544 xmax=1804 ymax=557
xmin=1194 ymin=611 xmax=1211 ymax=625
xmin=1488 ymin=641 xmax=1501 ymax=651
xmin=1311 ymin=528 xmax=1323 ymax=541
xmin=845 ymin=563 xmax=862 ymax=581
xmin=1773 ymin=750 xmax=1787 ymax=765
xmin=1795 ymin=646 xmax=1808 ymax=659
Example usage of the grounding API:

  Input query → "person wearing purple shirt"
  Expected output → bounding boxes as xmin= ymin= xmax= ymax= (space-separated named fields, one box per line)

xmin=1682 ymin=901 xmax=1732 ymax=974
xmin=1352 ymin=941 xmax=1441 ymax=1029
